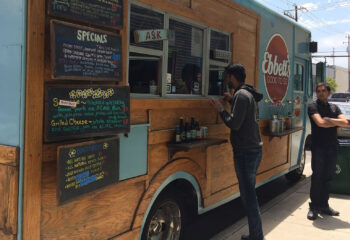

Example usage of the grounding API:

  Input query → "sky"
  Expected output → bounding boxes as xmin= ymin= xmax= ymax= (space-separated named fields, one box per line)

xmin=255 ymin=0 xmax=350 ymax=69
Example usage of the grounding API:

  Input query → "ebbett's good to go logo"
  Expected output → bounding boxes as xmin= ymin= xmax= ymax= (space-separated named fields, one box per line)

xmin=262 ymin=34 xmax=290 ymax=103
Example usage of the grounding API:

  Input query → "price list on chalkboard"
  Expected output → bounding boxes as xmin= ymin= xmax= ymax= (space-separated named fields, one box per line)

xmin=51 ymin=20 xmax=122 ymax=80
xmin=49 ymin=0 xmax=123 ymax=28
xmin=45 ymin=85 xmax=130 ymax=142
xmin=57 ymin=137 xmax=119 ymax=204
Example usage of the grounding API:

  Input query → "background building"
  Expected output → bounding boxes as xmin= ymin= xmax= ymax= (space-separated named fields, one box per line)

xmin=312 ymin=63 xmax=349 ymax=92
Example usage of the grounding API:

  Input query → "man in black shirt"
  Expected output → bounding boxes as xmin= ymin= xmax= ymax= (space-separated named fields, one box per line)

xmin=307 ymin=83 xmax=348 ymax=220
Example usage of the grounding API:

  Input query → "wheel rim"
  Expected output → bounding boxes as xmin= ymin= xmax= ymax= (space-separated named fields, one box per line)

xmin=146 ymin=200 xmax=182 ymax=240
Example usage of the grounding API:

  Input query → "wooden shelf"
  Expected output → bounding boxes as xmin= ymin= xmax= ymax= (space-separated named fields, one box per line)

xmin=167 ymin=138 xmax=228 ymax=160
xmin=263 ymin=127 xmax=304 ymax=138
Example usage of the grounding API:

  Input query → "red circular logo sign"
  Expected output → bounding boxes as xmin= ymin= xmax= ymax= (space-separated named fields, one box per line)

xmin=262 ymin=34 xmax=290 ymax=103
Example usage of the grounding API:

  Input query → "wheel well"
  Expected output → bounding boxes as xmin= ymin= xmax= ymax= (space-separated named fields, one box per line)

xmin=158 ymin=179 xmax=199 ymax=215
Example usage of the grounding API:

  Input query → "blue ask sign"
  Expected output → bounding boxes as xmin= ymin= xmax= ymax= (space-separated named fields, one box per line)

xmin=134 ymin=29 xmax=169 ymax=43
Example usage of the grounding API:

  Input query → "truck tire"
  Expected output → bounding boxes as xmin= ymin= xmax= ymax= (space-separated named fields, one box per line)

xmin=141 ymin=189 xmax=195 ymax=240
xmin=285 ymin=149 xmax=306 ymax=182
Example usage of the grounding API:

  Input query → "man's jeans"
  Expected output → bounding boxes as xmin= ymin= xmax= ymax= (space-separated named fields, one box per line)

xmin=310 ymin=145 xmax=338 ymax=210
xmin=234 ymin=148 xmax=264 ymax=240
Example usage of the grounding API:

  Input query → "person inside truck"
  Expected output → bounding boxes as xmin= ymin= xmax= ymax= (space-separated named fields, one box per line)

xmin=307 ymin=82 xmax=348 ymax=220
xmin=176 ymin=63 xmax=201 ymax=94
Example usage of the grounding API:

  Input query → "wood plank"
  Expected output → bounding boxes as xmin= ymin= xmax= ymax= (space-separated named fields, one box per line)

xmin=0 ymin=165 xmax=18 ymax=235
xmin=207 ymin=143 xmax=236 ymax=194
xmin=23 ymin=0 xmax=45 ymax=239
xmin=149 ymin=108 xmax=217 ymax=131
xmin=171 ymin=0 xmax=192 ymax=8
xmin=204 ymin=184 xmax=239 ymax=207
xmin=110 ymin=227 xmax=140 ymax=240
xmin=131 ymin=98 xmax=220 ymax=111
xmin=148 ymin=144 xmax=169 ymax=179
xmin=259 ymin=135 xmax=289 ymax=173
xmin=130 ymin=109 xmax=148 ymax=125
xmin=254 ymin=17 xmax=261 ymax=88
xmin=204 ymin=162 xmax=291 ymax=208
xmin=121 ymin=0 xmax=129 ymax=86
xmin=40 ymin=161 xmax=145 ymax=239
xmin=136 ymin=0 xmax=258 ymax=34
xmin=133 ymin=158 xmax=206 ymax=228
xmin=233 ymin=29 xmax=257 ymax=86
xmin=256 ymin=162 xmax=291 ymax=183
xmin=0 ymin=231 xmax=16 ymax=240
xmin=0 ymin=145 xmax=19 ymax=167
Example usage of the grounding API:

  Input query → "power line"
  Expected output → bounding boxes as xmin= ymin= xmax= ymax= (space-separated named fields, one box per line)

xmin=283 ymin=4 xmax=307 ymax=22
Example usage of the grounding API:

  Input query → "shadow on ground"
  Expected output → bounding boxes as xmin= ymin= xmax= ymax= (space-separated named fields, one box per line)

xmin=183 ymin=175 xmax=304 ymax=240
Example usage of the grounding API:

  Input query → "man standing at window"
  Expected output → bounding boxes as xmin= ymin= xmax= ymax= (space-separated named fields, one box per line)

xmin=307 ymin=83 xmax=348 ymax=220
xmin=211 ymin=63 xmax=264 ymax=240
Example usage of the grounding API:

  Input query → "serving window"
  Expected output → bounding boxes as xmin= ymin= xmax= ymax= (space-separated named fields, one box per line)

xmin=128 ymin=2 xmax=232 ymax=97
xmin=168 ymin=20 xmax=203 ymax=95
xmin=294 ymin=63 xmax=304 ymax=91
xmin=129 ymin=5 xmax=164 ymax=50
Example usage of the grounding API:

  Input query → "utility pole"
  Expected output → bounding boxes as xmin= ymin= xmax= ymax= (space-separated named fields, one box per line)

xmin=344 ymin=35 xmax=350 ymax=91
xmin=284 ymin=4 xmax=308 ymax=22
xmin=333 ymin=48 xmax=335 ymax=66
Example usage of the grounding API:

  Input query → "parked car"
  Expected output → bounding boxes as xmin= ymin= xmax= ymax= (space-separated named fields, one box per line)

xmin=328 ymin=101 xmax=350 ymax=137
xmin=328 ymin=92 xmax=350 ymax=102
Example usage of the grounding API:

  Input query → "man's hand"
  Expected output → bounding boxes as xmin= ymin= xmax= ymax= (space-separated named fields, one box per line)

xmin=223 ymin=92 xmax=233 ymax=102
xmin=210 ymin=98 xmax=224 ymax=112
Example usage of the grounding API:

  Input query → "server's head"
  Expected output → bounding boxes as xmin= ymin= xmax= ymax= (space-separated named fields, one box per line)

xmin=224 ymin=63 xmax=246 ymax=89
xmin=316 ymin=82 xmax=331 ymax=103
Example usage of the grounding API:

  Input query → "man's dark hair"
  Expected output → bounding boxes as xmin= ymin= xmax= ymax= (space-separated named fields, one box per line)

xmin=182 ymin=64 xmax=200 ymax=90
xmin=316 ymin=82 xmax=331 ymax=92
xmin=225 ymin=63 xmax=246 ymax=83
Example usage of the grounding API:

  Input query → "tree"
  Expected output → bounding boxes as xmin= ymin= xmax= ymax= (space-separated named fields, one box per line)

xmin=326 ymin=77 xmax=338 ymax=93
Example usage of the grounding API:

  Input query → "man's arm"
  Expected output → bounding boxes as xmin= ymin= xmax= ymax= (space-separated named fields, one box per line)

xmin=211 ymin=92 xmax=248 ymax=131
xmin=324 ymin=114 xmax=348 ymax=127
xmin=311 ymin=113 xmax=337 ymax=128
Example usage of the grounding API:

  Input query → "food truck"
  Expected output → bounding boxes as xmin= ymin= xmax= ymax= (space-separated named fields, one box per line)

xmin=0 ymin=0 xmax=319 ymax=239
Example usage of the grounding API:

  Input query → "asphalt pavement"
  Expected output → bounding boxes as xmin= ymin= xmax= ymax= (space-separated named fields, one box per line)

xmin=210 ymin=152 xmax=350 ymax=240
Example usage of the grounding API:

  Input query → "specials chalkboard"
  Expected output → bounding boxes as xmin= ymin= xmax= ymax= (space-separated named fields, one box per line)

xmin=49 ymin=0 xmax=123 ymax=29
xmin=45 ymin=85 xmax=130 ymax=142
xmin=51 ymin=20 xmax=122 ymax=81
xmin=57 ymin=137 xmax=119 ymax=204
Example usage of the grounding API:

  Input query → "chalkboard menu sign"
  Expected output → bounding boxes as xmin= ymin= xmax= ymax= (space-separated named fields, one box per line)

xmin=51 ymin=20 xmax=122 ymax=81
xmin=45 ymin=85 xmax=130 ymax=142
xmin=49 ymin=0 xmax=123 ymax=28
xmin=57 ymin=137 xmax=119 ymax=204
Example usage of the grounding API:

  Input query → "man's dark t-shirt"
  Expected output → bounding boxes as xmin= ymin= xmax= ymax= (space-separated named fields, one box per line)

xmin=308 ymin=100 xmax=342 ymax=147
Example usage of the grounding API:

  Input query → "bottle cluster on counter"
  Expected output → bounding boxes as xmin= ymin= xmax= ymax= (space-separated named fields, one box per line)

xmin=175 ymin=117 xmax=208 ymax=143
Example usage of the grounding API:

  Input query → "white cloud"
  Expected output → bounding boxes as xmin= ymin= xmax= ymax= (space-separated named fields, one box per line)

xmin=302 ymin=3 xmax=319 ymax=11
xmin=299 ymin=16 xmax=350 ymax=30
xmin=317 ymin=33 xmax=349 ymax=49
xmin=326 ymin=2 xmax=350 ymax=10
xmin=326 ymin=18 xmax=350 ymax=25
xmin=299 ymin=18 xmax=325 ymax=29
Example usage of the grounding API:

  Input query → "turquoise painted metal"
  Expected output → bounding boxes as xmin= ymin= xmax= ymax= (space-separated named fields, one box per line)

xmin=0 ymin=0 xmax=27 ymax=239
xmin=118 ymin=124 xmax=149 ymax=180
xmin=233 ymin=0 xmax=312 ymax=169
